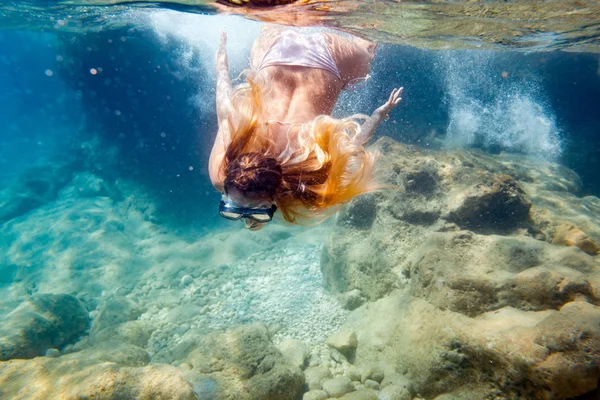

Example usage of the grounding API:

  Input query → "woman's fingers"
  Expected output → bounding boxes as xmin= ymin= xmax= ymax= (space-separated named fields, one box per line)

xmin=394 ymin=87 xmax=403 ymax=105
xmin=388 ymin=89 xmax=396 ymax=104
xmin=386 ymin=87 xmax=404 ymax=108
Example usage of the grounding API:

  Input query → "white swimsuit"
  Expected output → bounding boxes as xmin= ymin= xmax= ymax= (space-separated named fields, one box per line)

xmin=257 ymin=30 xmax=342 ymax=80
xmin=257 ymin=30 xmax=370 ymax=90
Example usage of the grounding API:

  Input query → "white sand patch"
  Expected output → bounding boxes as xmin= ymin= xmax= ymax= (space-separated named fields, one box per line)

xmin=136 ymin=225 xmax=348 ymax=360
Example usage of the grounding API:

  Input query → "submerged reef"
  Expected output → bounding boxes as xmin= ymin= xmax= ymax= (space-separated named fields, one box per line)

xmin=0 ymin=137 xmax=599 ymax=399
xmin=323 ymin=137 xmax=600 ymax=399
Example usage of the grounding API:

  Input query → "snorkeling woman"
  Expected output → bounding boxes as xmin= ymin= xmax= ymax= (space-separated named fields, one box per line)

xmin=209 ymin=25 xmax=403 ymax=231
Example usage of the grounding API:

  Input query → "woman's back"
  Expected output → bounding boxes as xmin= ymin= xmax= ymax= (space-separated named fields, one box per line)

xmin=250 ymin=27 xmax=376 ymax=150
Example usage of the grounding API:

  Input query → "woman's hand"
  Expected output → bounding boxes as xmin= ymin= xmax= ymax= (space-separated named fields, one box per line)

xmin=356 ymin=87 xmax=404 ymax=145
xmin=376 ymin=87 xmax=403 ymax=119
xmin=216 ymin=31 xmax=228 ymax=60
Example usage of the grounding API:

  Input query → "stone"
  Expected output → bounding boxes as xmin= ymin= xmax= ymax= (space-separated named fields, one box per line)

xmin=340 ymin=389 xmax=378 ymax=400
xmin=338 ymin=289 xmax=367 ymax=311
xmin=552 ymin=223 xmax=600 ymax=255
xmin=165 ymin=304 xmax=202 ymax=324
xmin=330 ymin=348 xmax=347 ymax=363
xmin=322 ymin=376 xmax=354 ymax=398
xmin=304 ymin=365 xmax=333 ymax=391
xmin=58 ymin=172 xmax=113 ymax=199
xmin=0 ymin=162 xmax=74 ymax=224
xmin=379 ymin=385 xmax=411 ymax=400
xmin=277 ymin=338 xmax=310 ymax=369
xmin=336 ymin=194 xmax=378 ymax=230
xmin=326 ymin=330 xmax=358 ymax=358
xmin=364 ymin=379 xmax=379 ymax=390
xmin=303 ymin=389 xmax=329 ymax=400
xmin=76 ymin=340 xmax=151 ymax=367
xmin=45 ymin=348 xmax=60 ymax=358
xmin=91 ymin=320 xmax=155 ymax=348
xmin=0 ymin=356 xmax=196 ymax=399
xmin=323 ymin=139 xmax=600 ymax=400
xmin=0 ymin=293 xmax=89 ymax=361
xmin=186 ymin=323 xmax=304 ymax=399
xmin=181 ymin=275 xmax=194 ymax=287
xmin=361 ymin=364 xmax=384 ymax=383
xmin=346 ymin=365 xmax=362 ymax=382
xmin=170 ymin=329 xmax=204 ymax=361
xmin=445 ymin=174 xmax=531 ymax=232
xmin=90 ymin=296 xmax=142 ymax=336
xmin=380 ymin=372 xmax=412 ymax=392
xmin=346 ymin=293 xmax=600 ymax=399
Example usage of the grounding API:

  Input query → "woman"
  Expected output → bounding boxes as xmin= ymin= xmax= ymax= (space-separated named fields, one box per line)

xmin=209 ymin=25 xmax=403 ymax=230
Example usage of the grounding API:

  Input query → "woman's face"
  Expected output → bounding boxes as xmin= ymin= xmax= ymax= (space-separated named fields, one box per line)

xmin=226 ymin=188 xmax=272 ymax=231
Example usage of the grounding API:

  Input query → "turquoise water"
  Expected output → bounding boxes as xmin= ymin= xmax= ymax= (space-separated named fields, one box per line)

xmin=0 ymin=4 xmax=600 ymax=400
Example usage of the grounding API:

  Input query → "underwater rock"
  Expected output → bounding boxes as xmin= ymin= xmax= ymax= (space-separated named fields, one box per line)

xmin=0 ymin=161 xmax=74 ymax=224
xmin=276 ymin=338 xmax=310 ymax=370
xmin=340 ymin=389 xmax=378 ymax=400
xmin=344 ymin=292 xmax=600 ymax=399
xmin=403 ymin=232 xmax=600 ymax=316
xmin=78 ymin=340 xmax=151 ymax=367
xmin=303 ymin=389 xmax=329 ymax=400
xmin=360 ymin=364 xmax=384 ymax=384
xmin=304 ymin=365 xmax=333 ymax=391
xmin=337 ymin=289 xmax=368 ymax=311
xmin=91 ymin=320 xmax=156 ymax=348
xmin=445 ymin=174 xmax=531 ymax=232
xmin=322 ymin=376 xmax=354 ymax=398
xmin=326 ymin=330 xmax=358 ymax=358
xmin=346 ymin=365 xmax=361 ymax=382
xmin=378 ymin=385 xmax=411 ymax=400
xmin=552 ymin=222 xmax=600 ymax=255
xmin=185 ymin=323 xmax=304 ymax=399
xmin=323 ymin=137 xmax=600 ymax=398
xmin=321 ymin=235 xmax=397 ymax=300
xmin=0 ymin=353 xmax=196 ymax=399
xmin=336 ymin=194 xmax=378 ymax=230
xmin=90 ymin=296 xmax=143 ymax=336
xmin=45 ymin=348 xmax=60 ymax=358
xmin=57 ymin=172 xmax=116 ymax=200
xmin=0 ymin=293 xmax=89 ymax=361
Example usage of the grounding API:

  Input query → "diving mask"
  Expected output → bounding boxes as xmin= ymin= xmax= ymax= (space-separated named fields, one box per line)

xmin=218 ymin=200 xmax=277 ymax=223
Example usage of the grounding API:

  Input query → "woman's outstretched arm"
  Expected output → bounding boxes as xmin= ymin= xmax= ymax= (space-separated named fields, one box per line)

xmin=216 ymin=31 xmax=233 ymax=125
xmin=209 ymin=32 xmax=234 ymax=191
xmin=355 ymin=87 xmax=403 ymax=146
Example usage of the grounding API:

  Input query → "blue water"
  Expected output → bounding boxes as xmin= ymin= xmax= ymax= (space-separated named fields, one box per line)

xmin=1 ymin=6 xmax=600 ymax=400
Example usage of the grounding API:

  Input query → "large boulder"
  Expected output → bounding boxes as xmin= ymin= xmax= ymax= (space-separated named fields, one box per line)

xmin=0 ymin=294 xmax=89 ymax=361
xmin=345 ymin=294 xmax=600 ymax=399
xmin=186 ymin=323 xmax=304 ymax=400
xmin=0 ymin=351 xmax=196 ymax=399
xmin=322 ymin=137 xmax=600 ymax=399
xmin=0 ymin=162 xmax=75 ymax=225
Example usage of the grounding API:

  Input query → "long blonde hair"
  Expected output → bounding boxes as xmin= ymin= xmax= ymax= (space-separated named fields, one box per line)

xmin=221 ymin=73 xmax=380 ymax=224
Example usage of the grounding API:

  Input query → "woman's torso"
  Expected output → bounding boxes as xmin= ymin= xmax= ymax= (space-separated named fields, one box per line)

xmin=249 ymin=27 xmax=375 ymax=151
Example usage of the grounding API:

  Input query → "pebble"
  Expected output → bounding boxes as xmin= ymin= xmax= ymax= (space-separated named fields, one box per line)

xmin=364 ymin=379 xmax=379 ymax=390
xmin=304 ymin=366 xmax=333 ymax=391
xmin=346 ymin=366 xmax=361 ymax=382
xmin=379 ymin=385 xmax=411 ymax=400
xmin=45 ymin=348 xmax=60 ymax=358
xmin=181 ymin=275 xmax=193 ymax=287
xmin=322 ymin=376 xmax=354 ymax=398
xmin=303 ymin=390 xmax=329 ymax=400
xmin=340 ymin=389 xmax=378 ymax=400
